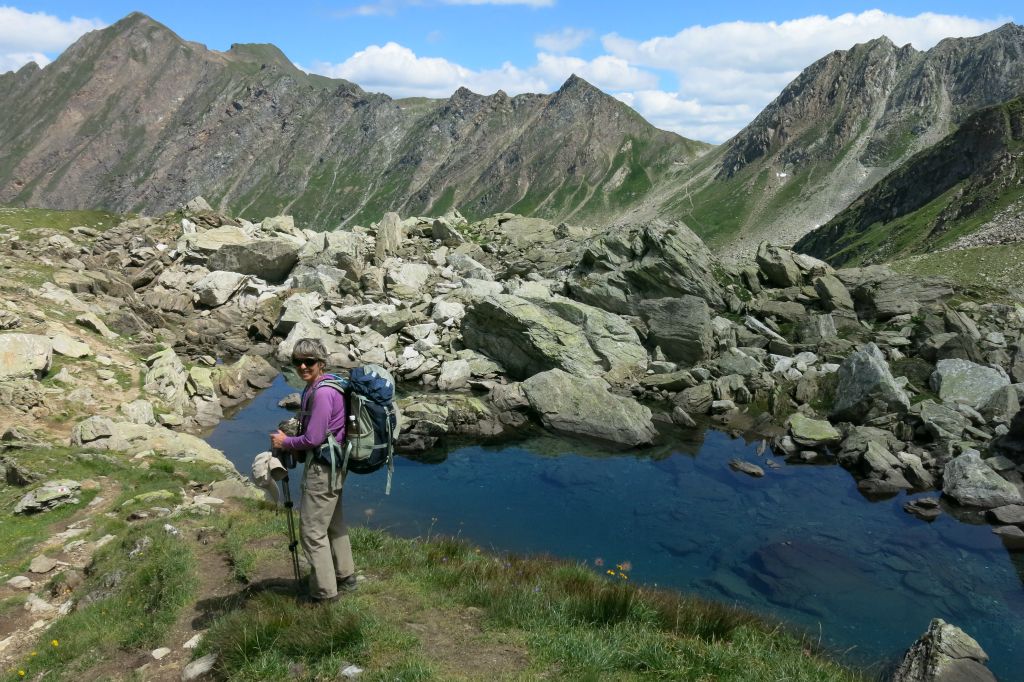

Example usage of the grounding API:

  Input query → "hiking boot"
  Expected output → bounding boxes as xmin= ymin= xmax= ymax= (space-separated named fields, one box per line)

xmin=337 ymin=574 xmax=358 ymax=593
xmin=304 ymin=593 xmax=341 ymax=608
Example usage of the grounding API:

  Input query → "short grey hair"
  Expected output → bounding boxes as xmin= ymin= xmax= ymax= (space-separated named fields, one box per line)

xmin=291 ymin=338 xmax=328 ymax=363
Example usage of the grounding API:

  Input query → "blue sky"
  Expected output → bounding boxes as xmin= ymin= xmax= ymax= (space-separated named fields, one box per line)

xmin=1 ymin=2 xmax=1017 ymax=142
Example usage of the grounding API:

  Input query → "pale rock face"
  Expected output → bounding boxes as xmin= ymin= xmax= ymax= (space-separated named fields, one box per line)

xmin=831 ymin=343 xmax=910 ymax=423
xmin=930 ymin=359 xmax=1010 ymax=410
xmin=193 ymin=271 xmax=248 ymax=307
xmin=462 ymin=293 xmax=647 ymax=383
xmin=0 ymin=333 xmax=53 ymax=379
xmin=892 ymin=618 xmax=995 ymax=682
xmin=521 ymin=369 xmax=657 ymax=447
xmin=943 ymin=450 xmax=1023 ymax=508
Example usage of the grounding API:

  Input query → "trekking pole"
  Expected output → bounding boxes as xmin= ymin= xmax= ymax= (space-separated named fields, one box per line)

xmin=279 ymin=470 xmax=302 ymax=588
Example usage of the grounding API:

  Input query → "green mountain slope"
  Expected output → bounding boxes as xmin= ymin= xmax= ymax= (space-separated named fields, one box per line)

xmin=794 ymin=96 xmax=1024 ymax=266
xmin=0 ymin=13 xmax=708 ymax=229
xmin=658 ymin=24 xmax=1024 ymax=253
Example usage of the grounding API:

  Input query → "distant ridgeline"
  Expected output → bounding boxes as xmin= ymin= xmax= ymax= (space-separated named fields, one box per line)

xmin=1 ymin=12 xmax=1024 ymax=265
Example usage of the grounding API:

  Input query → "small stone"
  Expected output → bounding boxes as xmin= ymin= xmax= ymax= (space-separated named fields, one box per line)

xmin=986 ymin=505 xmax=1024 ymax=526
xmin=340 ymin=663 xmax=364 ymax=678
xmin=904 ymin=498 xmax=942 ymax=522
xmin=29 ymin=555 xmax=57 ymax=574
xmin=24 ymin=594 xmax=56 ymax=617
xmin=992 ymin=525 xmax=1024 ymax=550
xmin=182 ymin=653 xmax=218 ymax=680
xmin=6 ymin=576 xmax=32 ymax=590
xmin=152 ymin=647 xmax=172 ymax=660
xmin=183 ymin=633 xmax=204 ymax=650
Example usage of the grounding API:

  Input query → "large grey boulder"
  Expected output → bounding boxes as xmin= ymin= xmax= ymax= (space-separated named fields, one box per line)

xmin=892 ymin=618 xmax=995 ymax=682
xmin=374 ymin=212 xmax=403 ymax=262
xmin=275 ymin=292 xmax=322 ymax=336
xmin=144 ymin=348 xmax=190 ymax=414
xmin=813 ymin=274 xmax=854 ymax=310
xmin=568 ymin=220 xmax=725 ymax=313
xmin=831 ymin=343 xmax=910 ymax=423
xmin=180 ymin=226 xmax=248 ymax=259
xmin=852 ymin=271 xmax=953 ymax=320
xmin=193 ymin=271 xmax=248 ymax=307
xmin=639 ymin=296 xmax=714 ymax=366
xmin=522 ymin=369 xmax=657 ymax=447
xmin=71 ymin=417 xmax=235 ymax=469
xmin=289 ymin=263 xmax=350 ymax=297
xmin=14 ymin=480 xmax=81 ymax=514
xmin=943 ymin=450 xmax=1023 ymax=508
xmin=207 ymin=238 xmax=302 ymax=283
xmin=930 ymin=359 xmax=1009 ymax=410
xmin=0 ymin=333 xmax=53 ymax=379
xmin=462 ymin=294 xmax=647 ymax=383
xmin=756 ymin=242 xmax=803 ymax=288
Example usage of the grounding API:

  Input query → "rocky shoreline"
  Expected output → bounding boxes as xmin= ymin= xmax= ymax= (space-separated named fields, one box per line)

xmin=2 ymin=200 xmax=1021 ymax=679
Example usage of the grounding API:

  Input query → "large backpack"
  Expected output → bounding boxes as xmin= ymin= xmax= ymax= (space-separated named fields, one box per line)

xmin=308 ymin=366 xmax=400 ymax=494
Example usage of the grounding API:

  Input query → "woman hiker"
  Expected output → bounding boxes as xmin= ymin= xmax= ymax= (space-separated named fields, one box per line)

xmin=270 ymin=338 xmax=358 ymax=603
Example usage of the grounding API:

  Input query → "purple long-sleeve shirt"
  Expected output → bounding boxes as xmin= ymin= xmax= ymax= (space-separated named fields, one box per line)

xmin=282 ymin=376 xmax=347 ymax=451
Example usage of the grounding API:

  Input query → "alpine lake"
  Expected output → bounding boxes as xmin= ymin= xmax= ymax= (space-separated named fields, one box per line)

xmin=206 ymin=374 xmax=1024 ymax=679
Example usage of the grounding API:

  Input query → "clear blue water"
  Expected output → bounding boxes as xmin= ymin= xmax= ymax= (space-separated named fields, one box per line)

xmin=207 ymin=375 xmax=1024 ymax=678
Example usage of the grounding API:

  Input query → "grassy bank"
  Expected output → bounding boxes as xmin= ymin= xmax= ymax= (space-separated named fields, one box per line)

xmin=2 ymin=470 xmax=870 ymax=681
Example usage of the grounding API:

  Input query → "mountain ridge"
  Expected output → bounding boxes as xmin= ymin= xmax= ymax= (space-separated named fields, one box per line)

xmin=0 ymin=13 xmax=707 ymax=229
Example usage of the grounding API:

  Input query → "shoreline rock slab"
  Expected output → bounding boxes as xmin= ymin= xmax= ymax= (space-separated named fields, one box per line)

xmin=892 ymin=618 xmax=995 ymax=682
xmin=521 ymin=369 xmax=657 ymax=448
xmin=942 ymin=450 xmax=1023 ymax=508
xmin=930 ymin=359 xmax=1010 ymax=410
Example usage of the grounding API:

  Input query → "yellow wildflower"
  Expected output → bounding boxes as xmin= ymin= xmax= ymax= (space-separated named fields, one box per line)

xmin=51 ymin=639 xmax=59 ymax=647
xmin=606 ymin=569 xmax=615 ymax=576
xmin=19 ymin=671 xmax=26 ymax=678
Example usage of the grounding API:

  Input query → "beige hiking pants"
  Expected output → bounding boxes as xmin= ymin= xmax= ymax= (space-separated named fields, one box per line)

xmin=300 ymin=459 xmax=354 ymax=600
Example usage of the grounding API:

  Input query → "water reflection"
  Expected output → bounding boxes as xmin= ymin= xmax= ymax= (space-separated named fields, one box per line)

xmin=206 ymin=375 xmax=1023 ymax=679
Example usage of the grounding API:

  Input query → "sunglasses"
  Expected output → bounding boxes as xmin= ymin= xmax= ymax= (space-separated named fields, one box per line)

xmin=291 ymin=357 xmax=321 ymax=368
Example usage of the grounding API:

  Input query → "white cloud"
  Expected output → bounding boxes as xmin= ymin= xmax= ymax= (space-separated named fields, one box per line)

xmin=0 ymin=6 xmax=105 ymax=72
xmin=332 ymin=2 xmax=400 ymax=18
xmin=535 ymin=27 xmax=592 ymax=52
xmin=441 ymin=0 xmax=553 ymax=6
xmin=307 ymin=41 xmax=656 ymax=97
xmin=616 ymin=90 xmax=756 ymax=143
xmin=603 ymin=10 xmax=1005 ymax=127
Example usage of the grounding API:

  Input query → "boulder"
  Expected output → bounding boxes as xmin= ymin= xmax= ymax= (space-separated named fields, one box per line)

xmin=568 ymin=220 xmax=725 ymax=313
xmin=788 ymin=413 xmax=841 ymax=447
xmin=193 ymin=271 xmax=248 ymax=307
xmin=853 ymin=272 xmax=953 ymax=320
xmin=120 ymin=399 xmax=156 ymax=426
xmin=431 ymin=300 xmax=466 ymax=325
xmin=639 ymin=296 xmax=714 ymax=366
xmin=14 ymin=480 xmax=81 ymax=514
xmin=930 ymin=359 xmax=1010 ymax=410
xmin=831 ymin=343 xmax=910 ymax=424
xmin=986 ymin=504 xmax=1024 ymax=526
xmin=144 ymin=348 xmax=190 ymax=414
xmin=447 ymin=253 xmax=494 ymax=281
xmin=50 ymin=332 xmax=91 ymax=358
xmin=521 ymin=369 xmax=657 ymax=447
xmin=71 ymin=418 xmax=235 ymax=469
xmin=432 ymin=217 xmax=467 ymax=246
xmin=385 ymin=261 xmax=433 ymax=295
xmin=918 ymin=400 xmax=969 ymax=443
xmin=943 ymin=451 xmax=1022 ymax=508
xmin=712 ymin=348 xmax=763 ymax=378
xmin=892 ymin=618 xmax=995 ymax=682
xmin=463 ymin=294 xmax=647 ymax=383
xmin=374 ymin=212 xmax=404 ymax=261
xmin=813 ymin=274 xmax=854 ymax=310
xmin=180 ymin=225 xmax=248 ymax=258
xmin=75 ymin=313 xmax=118 ymax=340
xmin=0 ymin=333 xmax=53 ymax=379
xmin=437 ymin=360 xmax=471 ymax=391
xmin=275 ymin=292 xmax=322 ymax=335
xmin=756 ymin=242 xmax=803 ymax=288
xmin=207 ymin=238 xmax=302 ymax=283
xmin=674 ymin=383 xmax=714 ymax=415
xmin=289 ymin=263 xmax=349 ymax=297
